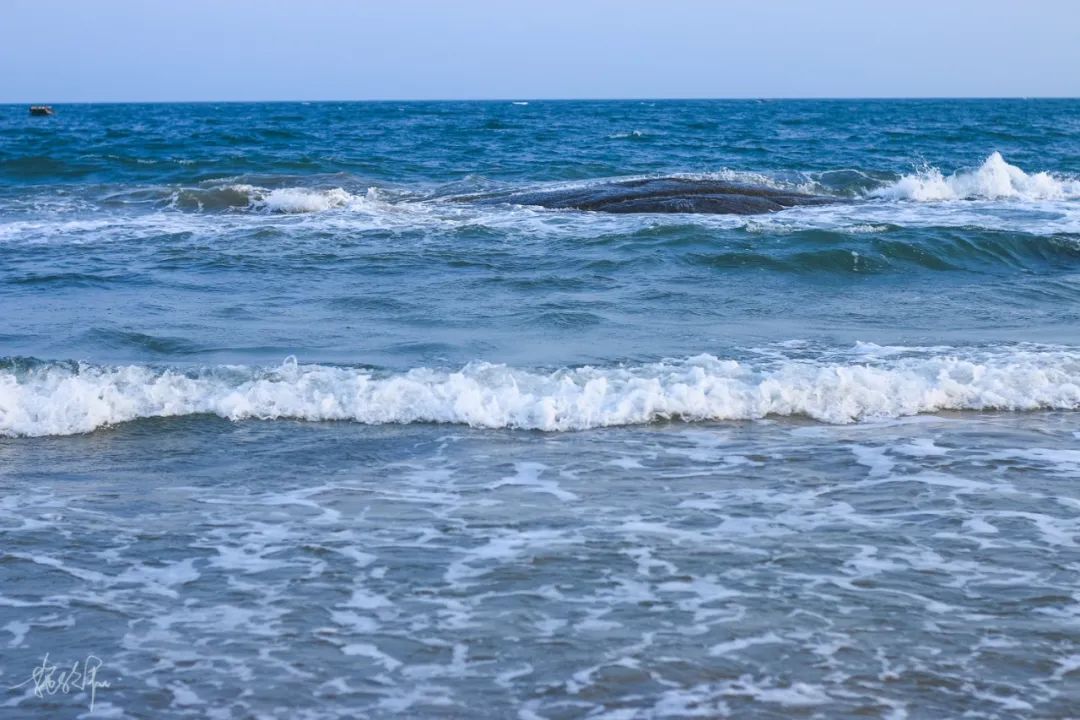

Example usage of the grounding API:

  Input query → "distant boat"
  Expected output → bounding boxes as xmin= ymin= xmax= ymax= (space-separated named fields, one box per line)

xmin=29 ymin=105 xmax=54 ymax=116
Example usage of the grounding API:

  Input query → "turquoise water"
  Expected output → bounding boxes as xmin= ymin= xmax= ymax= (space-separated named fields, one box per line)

xmin=1 ymin=100 xmax=1079 ymax=718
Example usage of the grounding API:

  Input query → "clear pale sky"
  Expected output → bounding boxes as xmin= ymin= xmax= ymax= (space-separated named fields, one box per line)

xmin=2 ymin=0 xmax=1077 ymax=102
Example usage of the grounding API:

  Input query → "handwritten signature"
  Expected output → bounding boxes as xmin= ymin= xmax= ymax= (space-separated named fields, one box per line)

xmin=8 ymin=653 xmax=111 ymax=712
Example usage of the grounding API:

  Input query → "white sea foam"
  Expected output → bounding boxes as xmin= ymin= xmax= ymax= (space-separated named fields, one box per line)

xmin=873 ymin=152 xmax=1080 ymax=202
xmin=255 ymin=187 xmax=355 ymax=213
xmin=608 ymin=130 xmax=647 ymax=139
xmin=225 ymin=184 xmax=358 ymax=213
xmin=3 ymin=347 xmax=1080 ymax=437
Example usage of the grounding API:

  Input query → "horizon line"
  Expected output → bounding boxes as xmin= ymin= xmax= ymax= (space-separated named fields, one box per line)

xmin=3 ymin=95 xmax=1079 ymax=106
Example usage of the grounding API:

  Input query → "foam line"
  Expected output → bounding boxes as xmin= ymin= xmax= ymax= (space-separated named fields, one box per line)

xmin=3 ymin=347 xmax=1080 ymax=436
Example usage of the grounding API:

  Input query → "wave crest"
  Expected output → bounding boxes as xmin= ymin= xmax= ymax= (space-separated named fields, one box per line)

xmin=873 ymin=152 xmax=1080 ymax=202
xmin=249 ymin=186 xmax=355 ymax=213
xmin=3 ymin=348 xmax=1080 ymax=437
xmin=170 ymin=184 xmax=369 ymax=213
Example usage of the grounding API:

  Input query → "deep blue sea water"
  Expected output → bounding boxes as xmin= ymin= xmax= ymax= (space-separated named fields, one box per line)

xmin=1 ymin=100 xmax=1079 ymax=718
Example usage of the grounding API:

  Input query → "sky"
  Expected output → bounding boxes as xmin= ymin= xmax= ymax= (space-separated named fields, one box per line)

xmin=2 ymin=0 xmax=1078 ymax=102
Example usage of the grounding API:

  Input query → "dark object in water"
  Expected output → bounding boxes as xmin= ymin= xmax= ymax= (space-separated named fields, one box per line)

xmin=29 ymin=105 xmax=55 ymax=116
xmin=468 ymin=177 xmax=836 ymax=215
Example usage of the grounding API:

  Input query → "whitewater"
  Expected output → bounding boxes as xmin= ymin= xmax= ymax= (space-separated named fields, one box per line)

xmin=4 ymin=346 xmax=1080 ymax=436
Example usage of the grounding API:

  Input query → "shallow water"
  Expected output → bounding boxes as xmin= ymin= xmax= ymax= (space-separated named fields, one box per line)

xmin=3 ymin=414 xmax=1079 ymax=718
xmin=1 ymin=100 xmax=1079 ymax=718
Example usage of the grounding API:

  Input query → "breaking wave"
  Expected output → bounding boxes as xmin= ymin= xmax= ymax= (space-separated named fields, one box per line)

xmin=246 ymin=186 xmax=355 ymax=213
xmin=3 ymin=346 xmax=1080 ymax=437
xmin=873 ymin=152 xmax=1080 ymax=202
xmin=169 ymin=184 xmax=370 ymax=213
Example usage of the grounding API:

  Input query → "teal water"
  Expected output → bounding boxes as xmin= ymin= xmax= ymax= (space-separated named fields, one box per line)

xmin=1 ymin=101 xmax=1079 ymax=718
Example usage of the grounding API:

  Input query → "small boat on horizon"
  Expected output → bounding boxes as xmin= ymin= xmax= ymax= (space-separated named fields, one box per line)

xmin=29 ymin=105 xmax=55 ymax=116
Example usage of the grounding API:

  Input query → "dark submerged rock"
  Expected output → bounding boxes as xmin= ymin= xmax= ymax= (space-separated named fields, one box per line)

xmin=466 ymin=177 xmax=836 ymax=215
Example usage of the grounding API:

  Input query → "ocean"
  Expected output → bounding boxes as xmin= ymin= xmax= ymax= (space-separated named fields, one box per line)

xmin=1 ymin=99 xmax=1079 ymax=718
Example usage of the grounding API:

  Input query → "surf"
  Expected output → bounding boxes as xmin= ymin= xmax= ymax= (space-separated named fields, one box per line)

xmin=4 ymin=345 xmax=1080 ymax=437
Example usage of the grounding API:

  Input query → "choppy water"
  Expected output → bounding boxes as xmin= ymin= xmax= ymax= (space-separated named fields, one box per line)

xmin=2 ymin=100 xmax=1079 ymax=718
